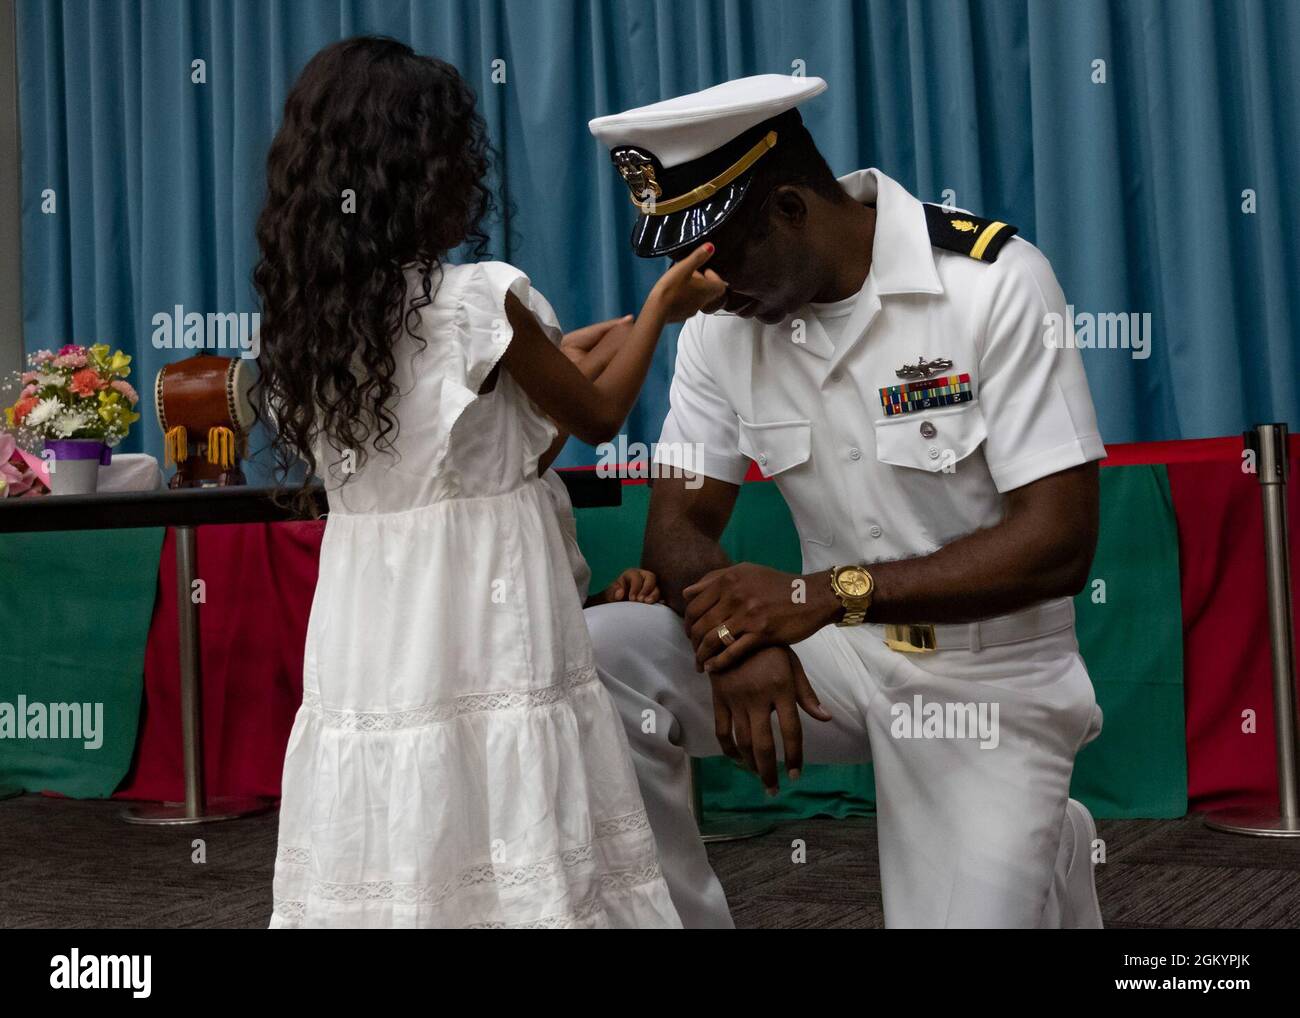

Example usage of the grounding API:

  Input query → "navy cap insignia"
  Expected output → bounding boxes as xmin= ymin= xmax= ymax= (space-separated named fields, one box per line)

xmin=895 ymin=355 xmax=954 ymax=380
xmin=923 ymin=203 xmax=1019 ymax=262
xmin=612 ymin=147 xmax=663 ymax=203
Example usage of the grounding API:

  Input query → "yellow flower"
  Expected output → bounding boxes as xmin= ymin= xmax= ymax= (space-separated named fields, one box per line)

xmin=97 ymin=400 xmax=140 ymax=429
xmin=109 ymin=351 xmax=132 ymax=375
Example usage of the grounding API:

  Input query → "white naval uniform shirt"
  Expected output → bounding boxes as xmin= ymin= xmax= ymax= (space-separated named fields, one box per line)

xmin=653 ymin=168 xmax=1107 ymax=578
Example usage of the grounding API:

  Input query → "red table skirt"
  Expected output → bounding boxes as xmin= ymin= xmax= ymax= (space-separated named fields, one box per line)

xmin=1169 ymin=458 xmax=1300 ymax=811
xmin=113 ymin=439 xmax=1300 ymax=813
xmin=114 ymin=521 xmax=324 ymax=801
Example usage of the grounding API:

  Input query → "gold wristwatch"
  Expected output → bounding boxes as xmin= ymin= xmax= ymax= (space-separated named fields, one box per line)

xmin=830 ymin=565 xmax=874 ymax=626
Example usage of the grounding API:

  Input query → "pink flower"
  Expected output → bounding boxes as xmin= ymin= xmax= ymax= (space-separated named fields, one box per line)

xmin=21 ymin=384 xmax=36 ymax=398
xmin=110 ymin=379 xmax=140 ymax=404
xmin=57 ymin=344 xmax=86 ymax=357
xmin=52 ymin=353 xmax=88 ymax=369
xmin=0 ymin=434 xmax=37 ymax=497
xmin=69 ymin=368 xmax=107 ymax=397
xmin=20 ymin=371 xmax=38 ymax=384
xmin=29 ymin=350 xmax=55 ymax=366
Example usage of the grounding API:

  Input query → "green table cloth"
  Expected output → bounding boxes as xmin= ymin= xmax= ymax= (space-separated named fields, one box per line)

xmin=0 ymin=528 xmax=164 ymax=797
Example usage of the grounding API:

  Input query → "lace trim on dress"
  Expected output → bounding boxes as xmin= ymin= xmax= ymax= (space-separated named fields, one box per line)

xmin=272 ymin=862 xmax=664 ymax=929
xmin=274 ymin=810 xmax=649 ymax=874
xmin=298 ymin=665 xmax=600 ymax=731
xmin=271 ymin=809 xmax=655 ymax=924
xmin=466 ymin=866 xmax=668 ymax=929
xmin=276 ymin=846 xmax=312 ymax=866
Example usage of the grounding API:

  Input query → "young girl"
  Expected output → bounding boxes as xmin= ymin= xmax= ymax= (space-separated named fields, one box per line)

xmin=254 ymin=37 xmax=723 ymax=928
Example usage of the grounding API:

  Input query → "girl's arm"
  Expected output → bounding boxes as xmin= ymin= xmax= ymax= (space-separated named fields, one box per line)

xmin=501 ymin=244 xmax=724 ymax=448
xmin=537 ymin=316 xmax=635 ymax=473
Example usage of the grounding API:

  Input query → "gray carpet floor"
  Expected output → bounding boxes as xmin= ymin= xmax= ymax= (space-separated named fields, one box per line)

xmin=2 ymin=794 xmax=1299 ymax=928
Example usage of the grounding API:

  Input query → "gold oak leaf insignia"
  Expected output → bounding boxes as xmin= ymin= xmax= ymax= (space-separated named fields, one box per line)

xmin=950 ymin=219 xmax=978 ymax=233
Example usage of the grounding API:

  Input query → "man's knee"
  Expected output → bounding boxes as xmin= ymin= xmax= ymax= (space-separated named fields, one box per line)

xmin=585 ymin=601 xmax=684 ymax=677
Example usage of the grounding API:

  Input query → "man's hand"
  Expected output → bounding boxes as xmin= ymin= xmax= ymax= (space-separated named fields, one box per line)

xmin=684 ymin=562 xmax=839 ymax=672
xmin=710 ymin=645 xmax=832 ymax=795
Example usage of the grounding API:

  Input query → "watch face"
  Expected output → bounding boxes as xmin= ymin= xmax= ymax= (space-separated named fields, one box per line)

xmin=837 ymin=568 xmax=871 ymax=597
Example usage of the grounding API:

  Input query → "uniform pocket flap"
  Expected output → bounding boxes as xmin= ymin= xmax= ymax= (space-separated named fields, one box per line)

xmin=873 ymin=404 xmax=987 ymax=473
xmin=737 ymin=417 xmax=813 ymax=478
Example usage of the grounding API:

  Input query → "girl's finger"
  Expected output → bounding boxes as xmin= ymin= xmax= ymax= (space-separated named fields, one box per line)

xmin=673 ymin=242 xmax=715 ymax=276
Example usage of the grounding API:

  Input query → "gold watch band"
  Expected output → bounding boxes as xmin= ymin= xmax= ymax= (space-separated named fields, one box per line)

xmin=830 ymin=565 xmax=874 ymax=627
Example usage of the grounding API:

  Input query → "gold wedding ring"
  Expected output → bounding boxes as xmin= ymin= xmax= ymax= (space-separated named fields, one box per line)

xmin=717 ymin=625 xmax=735 ymax=646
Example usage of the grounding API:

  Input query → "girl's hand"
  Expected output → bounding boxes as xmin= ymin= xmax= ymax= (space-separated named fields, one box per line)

xmin=648 ymin=244 xmax=728 ymax=323
xmin=604 ymin=567 xmax=661 ymax=604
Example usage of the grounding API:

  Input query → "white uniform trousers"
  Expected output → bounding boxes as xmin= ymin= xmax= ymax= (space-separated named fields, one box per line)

xmin=586 ymin=601 xmax=1104 ymax=929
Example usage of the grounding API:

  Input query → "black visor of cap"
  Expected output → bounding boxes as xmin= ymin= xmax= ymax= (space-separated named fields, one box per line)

xmin=616 ymin=109 xmax=803 ymax=258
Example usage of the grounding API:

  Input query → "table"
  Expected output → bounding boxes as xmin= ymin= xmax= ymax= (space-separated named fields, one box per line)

xmin=0 ymin=474 xmax=620 ymax=823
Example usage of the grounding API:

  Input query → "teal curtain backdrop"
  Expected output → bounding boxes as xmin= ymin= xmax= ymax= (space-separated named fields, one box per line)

xmin=15 ymin=0 xmax=1300 ymax=469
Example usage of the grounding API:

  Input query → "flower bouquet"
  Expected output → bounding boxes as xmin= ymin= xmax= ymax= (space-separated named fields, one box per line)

xmin=0 ymin=433 xmax=48 ymax=497
xmin=4 ymin=344 xmax=141 ymax=495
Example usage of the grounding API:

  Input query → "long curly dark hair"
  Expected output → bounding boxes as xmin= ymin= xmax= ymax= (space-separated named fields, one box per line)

xmin=253 ymin=36 xmax=493 ymax=513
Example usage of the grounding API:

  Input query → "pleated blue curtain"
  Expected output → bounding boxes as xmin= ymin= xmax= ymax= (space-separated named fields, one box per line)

xmin=16 ymin=0 xmax=1300 ymax=470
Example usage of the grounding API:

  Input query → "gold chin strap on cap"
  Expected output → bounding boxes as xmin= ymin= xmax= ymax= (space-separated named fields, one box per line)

xmin=630 ymin=131 xmax=778 ymax=215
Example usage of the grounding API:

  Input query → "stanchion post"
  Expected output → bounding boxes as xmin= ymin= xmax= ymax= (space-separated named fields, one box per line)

xmin=176 ymin=525 xmax=206 ymax=816
xmin=122 ymin=525 xmax=272 ymax=825
xmin=1205 ymin=423 xmax=1300 ymax=837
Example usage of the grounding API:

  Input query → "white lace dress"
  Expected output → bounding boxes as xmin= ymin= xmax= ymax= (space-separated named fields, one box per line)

xmin=269 ymin=261 xmax=681 ymax=929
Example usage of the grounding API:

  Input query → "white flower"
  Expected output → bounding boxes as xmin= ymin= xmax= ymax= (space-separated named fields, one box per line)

xmin=34 ymin=372 xmax=64 ymax=387
xmin=25 ymin=397 xmax=63 ymax=428
xmin=52 ymin=408 xmax=95 ymax=437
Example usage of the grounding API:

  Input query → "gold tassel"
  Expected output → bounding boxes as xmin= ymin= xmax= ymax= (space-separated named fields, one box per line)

xmin=207 ymin=426 xmax=236 ymax=468
xmin=164 ymin=425 xmax=187 ymax=466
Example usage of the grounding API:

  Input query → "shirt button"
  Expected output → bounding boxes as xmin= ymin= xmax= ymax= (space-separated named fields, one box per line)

xmin=919 ymin=420 xmax=937 ymax=439
xmin=848 ymin=447 xmax=862 ymax=461
xmin=928 ymin=446 xmax=940 ymax=459
xmin=829 ymin=370 xmax=843 ymax=383
xmin=758 ymin=452 xmax=768 ymax=467
xmin=868 ymin=524 xmax=883 ymax=539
